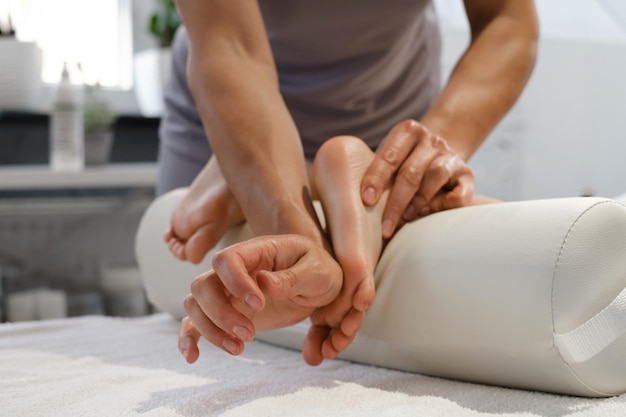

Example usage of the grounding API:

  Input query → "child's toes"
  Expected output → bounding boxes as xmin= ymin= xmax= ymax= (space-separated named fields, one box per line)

xmin=185 ymin=224 xmax=221 ymax=264
xmin=323 ymin=328 xmax=356 ymax=359
xmin=353 ymin=278 xmax=376 ymax=312
xmin=321 ymin=333 xmax=342 ymax=359
xmin=340 ymin=308 xmax=365 ymax=336
xmin=168 ymin=237 xmax=187 ymax=261
xmin=311 ymin=294 xmax=352 ymax=328
xmin=303 ymin=325 xmax=329 ymax=366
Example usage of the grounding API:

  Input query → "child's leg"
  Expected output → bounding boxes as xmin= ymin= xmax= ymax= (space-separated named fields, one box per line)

xmin=310 ymin=136 xmax=387 ymax=361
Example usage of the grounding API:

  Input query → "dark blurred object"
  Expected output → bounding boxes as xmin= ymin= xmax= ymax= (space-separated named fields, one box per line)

xmin=0 ymin=15 xmax=16 ymax=37
xmin=0 ymin=111 xmax=160 ymax=165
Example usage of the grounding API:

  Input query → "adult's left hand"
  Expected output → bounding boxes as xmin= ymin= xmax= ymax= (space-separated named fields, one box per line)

xmin=361 ymin=119 xmax=475 ymax=239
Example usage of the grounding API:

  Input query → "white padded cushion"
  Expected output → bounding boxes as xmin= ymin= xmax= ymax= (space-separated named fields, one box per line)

xmin=260 ymin=198 xmax=626 ymax=397
xmin=353 ymin=197 xmax=626 ymax=397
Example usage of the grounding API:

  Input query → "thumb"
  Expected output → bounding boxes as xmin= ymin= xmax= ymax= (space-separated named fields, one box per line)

xmin=257 ymin=268 xmax=338 ymax=308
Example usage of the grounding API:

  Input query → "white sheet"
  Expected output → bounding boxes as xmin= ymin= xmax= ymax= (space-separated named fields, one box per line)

xmin=1 ymin=313 xmax=625 ymax=417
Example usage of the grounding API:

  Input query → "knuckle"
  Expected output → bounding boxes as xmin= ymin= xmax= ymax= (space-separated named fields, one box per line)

xmin=450 ymin=157 xmax=474 ymax=179
xmin=381 ymin=145 xmax=402 ymax=166
xmin=402 ymin=119 xmax=426 ymax=137
xmin=283 ymin=269 xmax=298 ymax=289
xmin=431 ymin=134 xmax=446 ymax=149
xmin=427 ymin=159 xmax=449 ymax=178
xmin=399 ymin=165 xmax=423 ymax=187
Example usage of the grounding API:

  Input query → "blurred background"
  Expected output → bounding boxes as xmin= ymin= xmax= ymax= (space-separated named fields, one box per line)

xmin=0 ymin=0 xmax=624 ymax=322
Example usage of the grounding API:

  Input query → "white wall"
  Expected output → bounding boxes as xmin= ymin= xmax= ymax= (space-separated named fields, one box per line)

xmin=519 ymin=38 xmax=626 ymax=199
xmin=438 ymin=2 xmax=626 ymax=201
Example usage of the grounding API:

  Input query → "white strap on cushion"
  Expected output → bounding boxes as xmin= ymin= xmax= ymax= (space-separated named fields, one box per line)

xmin=554 ymin=286 xmax=626 ymax=363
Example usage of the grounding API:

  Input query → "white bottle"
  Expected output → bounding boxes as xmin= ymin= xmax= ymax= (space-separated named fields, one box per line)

xmin=50 ymin=63 xmax=84 ymax=171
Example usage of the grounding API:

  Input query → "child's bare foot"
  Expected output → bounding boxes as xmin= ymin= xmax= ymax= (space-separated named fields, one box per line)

xmin=305 ymin=136 xmax=386 ymax=364
xmin=165 ymin=156 xmax=245 ymax=264
xmin=178 ymin=234 xmax=343 ymax=363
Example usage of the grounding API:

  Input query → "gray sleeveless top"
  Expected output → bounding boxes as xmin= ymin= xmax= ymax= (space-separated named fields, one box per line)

xmin=259 ymin=0 xmax=441 ymax=157
xmin=162 ymin=0 xmax=441 ymax=160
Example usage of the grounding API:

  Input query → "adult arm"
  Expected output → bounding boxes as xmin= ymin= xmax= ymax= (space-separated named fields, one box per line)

xmin=361 ymin=0 xmax=539 ymax=238
xmin=176 ymin=0 xmax=325 ymax=244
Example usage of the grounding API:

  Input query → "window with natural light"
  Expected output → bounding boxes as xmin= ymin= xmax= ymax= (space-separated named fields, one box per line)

xmin=0 ymin=0 xmax=132 ymax=88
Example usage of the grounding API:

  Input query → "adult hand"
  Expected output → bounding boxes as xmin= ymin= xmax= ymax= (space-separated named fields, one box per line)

xmin=361 ymin=120 xmax=475 ymax=238
xmin=165 ymin=156 xmax=245 ymax=264
xmin=178 ymin=234 xmax=342 ymax=364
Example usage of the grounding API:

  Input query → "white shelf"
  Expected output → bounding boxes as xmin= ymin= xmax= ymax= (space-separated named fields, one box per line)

xmin=0 ymin=163 xmax=157 ymax=191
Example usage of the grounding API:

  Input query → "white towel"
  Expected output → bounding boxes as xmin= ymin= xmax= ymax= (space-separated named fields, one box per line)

xmin=1 ymin=313 xmax=625 ymax=417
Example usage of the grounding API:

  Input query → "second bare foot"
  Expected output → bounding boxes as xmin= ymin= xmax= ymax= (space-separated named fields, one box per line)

xmin=165 ymin=156 xmax=245 ymax=264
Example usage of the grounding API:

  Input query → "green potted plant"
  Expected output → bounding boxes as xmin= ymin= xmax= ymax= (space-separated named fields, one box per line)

xmin=148 ymin=0 xmax=180 ymax=49
xmin=84 ymin=85 xmax=116 ymax=165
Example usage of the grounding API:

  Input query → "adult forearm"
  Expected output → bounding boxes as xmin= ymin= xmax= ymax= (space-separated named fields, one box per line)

xmin=422 ymin=13 xmax=538 ymax=160
xmin=187 ymin=44 xmax=323 ymax=243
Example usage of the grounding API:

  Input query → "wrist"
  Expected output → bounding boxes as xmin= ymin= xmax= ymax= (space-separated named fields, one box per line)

xmin=242 ymin=193 xmax=328 ymax=249
xmin=420 ymin=113 xmax=477 ymax=161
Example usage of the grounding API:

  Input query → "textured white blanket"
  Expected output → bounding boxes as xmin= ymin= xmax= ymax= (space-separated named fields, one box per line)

xmin=1 ymin=313 xmax=625 ymax=417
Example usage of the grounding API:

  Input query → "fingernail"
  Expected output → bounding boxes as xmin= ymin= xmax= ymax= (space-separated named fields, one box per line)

xmin=419 ymin=206 xmax=431 ymax=216
xmin=233 ymin=325 xmax=252 ymax=342
xmin=223 ymin=338 xmax=240 ymax=355
xmin=180 ymin=337 xmax=190 ymax=358
xmin=244 ymin=293 xmax=263 ymax=311
xmin=363 ymin=187 xmax=376 ymax=205
xmin=382 ymin=219 xmax=393 ymax=238
xmin=403 ymin=204 xmax=415 ymax=219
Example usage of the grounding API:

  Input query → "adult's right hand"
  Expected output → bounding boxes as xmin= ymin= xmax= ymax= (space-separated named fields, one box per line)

xmin=165 ymin=156 xmax=245 ymax=264
xmin=360 ymin=120 xmax=475 ymax=239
